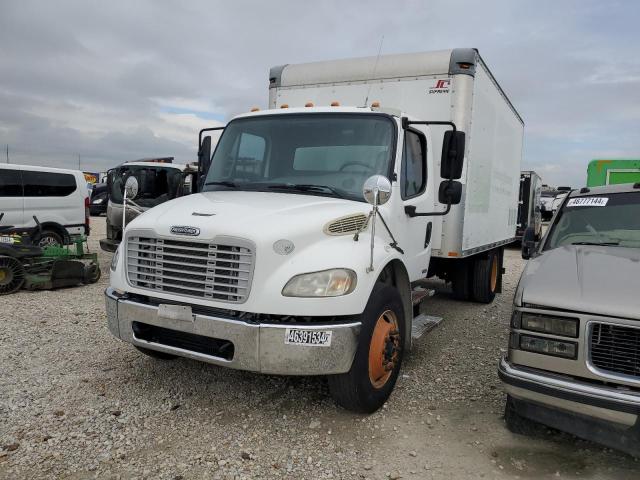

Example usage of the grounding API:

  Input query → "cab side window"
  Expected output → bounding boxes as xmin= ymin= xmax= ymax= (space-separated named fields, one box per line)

xmin=401 ymin=130 xmax=426 ymax=199
xmin=0 ymin=169 xmax=23 ymax=196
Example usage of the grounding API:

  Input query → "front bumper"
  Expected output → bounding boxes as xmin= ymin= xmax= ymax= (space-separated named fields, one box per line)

xmin=105 ymin=288 xmax=361 ymax=375
xmin=499 ymin=357 xmax=640 ymax=456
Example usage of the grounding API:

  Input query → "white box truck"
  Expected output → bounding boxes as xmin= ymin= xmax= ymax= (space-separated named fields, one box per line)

xmin=106 ymin=48 xmax=523 ymax=412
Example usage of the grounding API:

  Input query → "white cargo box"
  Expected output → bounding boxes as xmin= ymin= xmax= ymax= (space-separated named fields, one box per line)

xmin=269 ymin=49 xmax=523 ymax=257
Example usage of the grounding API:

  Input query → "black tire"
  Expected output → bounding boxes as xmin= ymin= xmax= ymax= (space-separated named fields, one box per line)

xmin=328 ymin=283 xmax=405 ymax=413
xmin=134 ymin=346 xmax=178 ymax=360
xmin=504 ymin=395 xmax=539 ymax=435
xmin=451 ymin=261 xmax=472 ymax=300
xmin=0 ymin=256 xmax=25 ymax=295
xmin=471 ymin=251 xmax=499 ymax=303
xmin=37 ymin=230 xmax=63 ymax=248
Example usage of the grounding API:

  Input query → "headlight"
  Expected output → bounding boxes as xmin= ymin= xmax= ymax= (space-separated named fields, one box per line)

xmin=512 ymin=311 xmax=579 ymax=338
xmin=519 ymin=334 xmax=577 ymax=359
xmin=282 ymin=269 xmax=357 ymax=297
xmin=92 ymin=198 xmax=104 ymax=204
xmin=110 ymin=246 xmax=120 ymax=271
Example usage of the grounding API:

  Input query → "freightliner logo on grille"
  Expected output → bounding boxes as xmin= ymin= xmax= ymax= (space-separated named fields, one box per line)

xmin=170 ymin=226 xmax=201 ymax=236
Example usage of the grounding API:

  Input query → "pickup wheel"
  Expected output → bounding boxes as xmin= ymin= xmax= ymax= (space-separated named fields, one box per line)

xmin=134 ymin=346 xmax=177 ymax=360
xmin=328 ymin=283 xmax=405 ymax=413
xmin=504 ymin=395 xmax=539 ymax=435
xmin=471 ymin=251 xmax=499 ymax=303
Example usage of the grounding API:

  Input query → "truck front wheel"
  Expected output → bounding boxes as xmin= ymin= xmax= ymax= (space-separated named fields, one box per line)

xmin=328 ymin=283 xmax=405 ymax=413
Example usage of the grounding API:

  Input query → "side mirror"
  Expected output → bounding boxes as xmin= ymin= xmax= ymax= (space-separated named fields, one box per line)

xmin=440 ymin=130 xmax=465 ymax=179
xmin=438 ymin=180 xmax=462 ymax=205
xmin=363 ymin=175 xmax=392 ymax=205
xmin=521 ymin=226 xmax=537 ymax=260
xmin=124 ymin=175 xmax=139 ymax=199
xmin=198 ymin=135 xmax=212 ymax=189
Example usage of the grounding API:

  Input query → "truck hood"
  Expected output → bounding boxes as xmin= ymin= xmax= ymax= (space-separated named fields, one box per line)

xmin=126 ymin=190 xmax=370 ymax=240
xmin=520 ymin=245 xmax=640 ymax=320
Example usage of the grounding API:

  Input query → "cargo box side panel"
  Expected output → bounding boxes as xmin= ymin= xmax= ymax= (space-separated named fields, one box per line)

xmin=461 ymin=63 xmax=523 ymax=253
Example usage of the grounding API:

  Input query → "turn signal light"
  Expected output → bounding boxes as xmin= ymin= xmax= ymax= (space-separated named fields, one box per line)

xmin=280 ymin=104 xmax=289 ymax=109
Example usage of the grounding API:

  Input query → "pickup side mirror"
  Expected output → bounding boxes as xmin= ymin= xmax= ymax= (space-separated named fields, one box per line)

xmin=521 ymin=226 xmax=537 ymax=260
xmin=440 ymin=130 xmax=465 ymax=179
xmin=438 ymin=180 xmax=462 ymax=205
xmin=197 ymin=135 xmax=212 ymax=189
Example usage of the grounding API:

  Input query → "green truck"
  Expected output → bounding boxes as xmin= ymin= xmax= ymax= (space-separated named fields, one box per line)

xmin=587 ymin=159 xmax=640 ymax=187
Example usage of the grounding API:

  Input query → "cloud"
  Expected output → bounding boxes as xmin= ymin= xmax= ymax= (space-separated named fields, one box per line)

xmin=0 ymin=0 xmax=639 ymax=187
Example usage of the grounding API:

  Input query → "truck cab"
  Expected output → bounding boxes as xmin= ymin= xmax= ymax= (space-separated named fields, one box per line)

xmin=100 ymin=160 xmax=198 ymax=252
xmin=106 ymin=49 xmax=523 ymax=412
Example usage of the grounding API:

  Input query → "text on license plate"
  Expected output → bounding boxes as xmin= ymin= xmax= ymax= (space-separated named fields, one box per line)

xmin=285 ymin=329 xmax=332 ymax=347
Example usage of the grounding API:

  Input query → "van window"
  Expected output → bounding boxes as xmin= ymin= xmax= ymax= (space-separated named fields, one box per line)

xmin=0 ymin=169 xmax=23 ymax=196
xmin=22 ymin=171 xmax=77 ymax=197
xmin=401 ymin=130 xmax=426 ymax=199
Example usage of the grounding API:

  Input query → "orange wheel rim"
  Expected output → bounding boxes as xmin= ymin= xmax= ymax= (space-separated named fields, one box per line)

xmin=368 ymin=310 xmax=400 ymax=389
xmin=490 ymin=255 xmax=498 ymax=292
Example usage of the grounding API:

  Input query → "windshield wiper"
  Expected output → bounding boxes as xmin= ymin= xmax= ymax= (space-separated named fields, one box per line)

xmin=204 ymin=180 xmax=238 ymax=188
xmin=571 ymin=241 xmax=620 ymax=246
xmin=266 ymin=183 xmax=347 ymax=198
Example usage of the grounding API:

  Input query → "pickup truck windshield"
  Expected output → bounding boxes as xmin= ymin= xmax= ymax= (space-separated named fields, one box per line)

xmin=109 ymin=166 xmax=183 ymax=208
xmin=545 ymin=192 xmax=640 ymax=250
xmin=202 ymin=113 xmax=395 ymax=202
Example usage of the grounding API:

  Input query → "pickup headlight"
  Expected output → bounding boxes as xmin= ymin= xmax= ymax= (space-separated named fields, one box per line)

xmin=110 ymin=246 xmax=120 ymax=272
xmin=519 ymin=334 xmax=577 ymax=359
xmin=282 ymin=269 xmax=357 ymax=297
xmin=512 ymin=311 xmax=579 ymax=338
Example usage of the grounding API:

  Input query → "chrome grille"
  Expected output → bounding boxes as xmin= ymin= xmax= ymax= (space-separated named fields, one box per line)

xmin=590 ymin=323 xmax=640 ymax=379
xmin=126 ymin=235 xmax=254 ymax=303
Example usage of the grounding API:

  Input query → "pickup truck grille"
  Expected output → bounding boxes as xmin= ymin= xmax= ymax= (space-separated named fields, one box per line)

xmin=126 ymin=235 xmax=254 ymax=303
xmin=590 ymin=323 xmax=640 ymax=379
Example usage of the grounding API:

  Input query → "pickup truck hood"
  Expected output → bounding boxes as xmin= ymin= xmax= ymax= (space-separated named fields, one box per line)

xmin=126 ymin=190 xmax=369 ymax=240
xmin=520 ymin=245 xmax=640 ymax=320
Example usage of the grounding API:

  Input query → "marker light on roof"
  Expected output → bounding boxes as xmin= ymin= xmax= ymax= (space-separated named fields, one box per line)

xmin=250 ymin=107 xmax=260 ymax=112
xmin=331 ymin=101 xmax=340 ymax=106
xmin=305 ymin=102 xmax=314 ymax=107
xmin=280 ymin=104 xmax=289 ymax=109
xmin=371 ymin=101 xmax=380 ymax=108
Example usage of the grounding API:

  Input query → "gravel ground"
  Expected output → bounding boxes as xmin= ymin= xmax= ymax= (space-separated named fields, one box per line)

xmin=1 ymin=217 xmax=638 ymax=479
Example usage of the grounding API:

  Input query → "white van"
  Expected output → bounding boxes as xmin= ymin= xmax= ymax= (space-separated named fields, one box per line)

xmin=0 ymin=164 xmax=90 ymax=246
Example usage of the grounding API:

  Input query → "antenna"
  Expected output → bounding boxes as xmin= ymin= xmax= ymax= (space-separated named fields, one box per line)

xmin=364 ymin=35 xmax=385 ymax=108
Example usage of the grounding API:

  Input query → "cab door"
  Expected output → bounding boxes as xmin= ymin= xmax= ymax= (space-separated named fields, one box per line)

xmin=0 ymin=168 xmax=24 ymax=228
xmin=397 ymin=128 xmax=433 ymax=280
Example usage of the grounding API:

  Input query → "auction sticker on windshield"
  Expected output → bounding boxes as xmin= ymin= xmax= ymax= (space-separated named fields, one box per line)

xmin=285 ymin=328 xmax=332 ymax=347
xmin=567 ymin=197 xmax=608 ymax=207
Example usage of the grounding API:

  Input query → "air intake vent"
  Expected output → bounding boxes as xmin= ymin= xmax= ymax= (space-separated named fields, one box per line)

xmin=324 ymin=214 xmax=369 ymax=236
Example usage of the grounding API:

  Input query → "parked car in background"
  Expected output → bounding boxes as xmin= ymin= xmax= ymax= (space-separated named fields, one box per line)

xmin=100 ymin=159 xmax=198 ymax=252
xmin=0 ymin=164 xmax=90 ymax=247
xmin=89 ymin=183 xmax=108 ymax=216
xmin=587 ymin=159 xmax=640 ymax=187
xmin=499 ymin=183 xmax=640 ymax=457
xmin=539 ymin=189 xmax=556 ymax=221
xmin=516 ymin=171 xmax=542 ymax=240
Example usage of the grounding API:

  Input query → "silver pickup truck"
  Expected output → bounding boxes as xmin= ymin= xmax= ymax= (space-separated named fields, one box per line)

xmin=499 ymin=183 xmax=640 ymax=456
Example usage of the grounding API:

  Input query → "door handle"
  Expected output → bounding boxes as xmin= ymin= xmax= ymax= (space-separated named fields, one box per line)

xmin=424 ymin=222 xmax=432 ymax=248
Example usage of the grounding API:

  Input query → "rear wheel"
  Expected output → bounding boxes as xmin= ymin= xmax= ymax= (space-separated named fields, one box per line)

xmin=37 ymin=230 xmax=63 ymax=248
xmin=451 ymin=261 xmax=472 ymax=300
xmin=328 ymin=283 xmax=405 ymax=413
xmin=134 ymin=346 xmax=177 ymax=360
xmin=471 ymin=251 xmax=499 ymax=303
xmin=0 ymin=256 xmax=25 ymax=295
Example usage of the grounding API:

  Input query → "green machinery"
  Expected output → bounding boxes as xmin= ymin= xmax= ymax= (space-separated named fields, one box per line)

xmin=0 ymin=215 xmax=101 ymax=295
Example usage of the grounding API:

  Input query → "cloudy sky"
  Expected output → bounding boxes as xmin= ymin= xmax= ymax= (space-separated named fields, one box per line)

xmin=1 ymin=0 xmax=638 ymax=187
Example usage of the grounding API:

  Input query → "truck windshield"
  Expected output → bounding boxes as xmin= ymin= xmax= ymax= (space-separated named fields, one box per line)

xmin=202 ymin=113 xmax=395 ymax=202
xmin=544 ymin=192 xmax=640 ymax=250
xmin=109 ymin=166 xmax=184 ymax=208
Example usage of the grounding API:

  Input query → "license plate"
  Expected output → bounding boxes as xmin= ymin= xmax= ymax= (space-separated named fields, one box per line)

xmin=0 ymin=236 xmax=15 ymax=244
xmin=285 ymin=328 xmax=332 ymax=347
xmin=158 ymin=304 xmax=193 ymax=322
